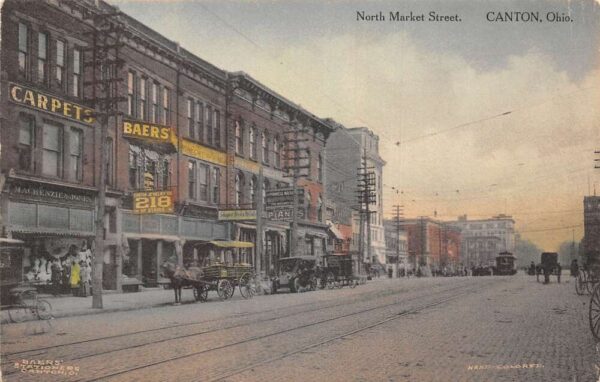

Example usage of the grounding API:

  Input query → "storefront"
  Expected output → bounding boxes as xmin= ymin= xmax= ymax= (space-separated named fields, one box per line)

xmin=1 ymin=178 xmax=97 ymax=294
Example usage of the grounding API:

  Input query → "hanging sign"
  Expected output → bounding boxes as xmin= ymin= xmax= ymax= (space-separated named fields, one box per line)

xmin=133 ymin=190 xmax=174 ymax=214
xmin=218 ymin=210 xmax=257 ymax=221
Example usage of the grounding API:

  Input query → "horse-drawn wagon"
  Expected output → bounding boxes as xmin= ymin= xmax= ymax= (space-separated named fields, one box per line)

xmin=321 ymin=254 xmax=358 ymax=289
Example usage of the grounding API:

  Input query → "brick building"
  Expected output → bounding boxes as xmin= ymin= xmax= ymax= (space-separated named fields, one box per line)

xmin=403 ymin=218 xmax=462 ymax=274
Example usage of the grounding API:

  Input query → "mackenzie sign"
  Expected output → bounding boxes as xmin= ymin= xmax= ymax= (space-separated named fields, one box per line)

xmin=9 ymin=83 xmax=95 ymax=125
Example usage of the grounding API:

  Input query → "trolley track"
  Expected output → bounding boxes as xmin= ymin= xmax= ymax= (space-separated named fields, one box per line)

xmin=77 ymin=281 xmax=490 ymax=382
xmin=2 ymin=278 xmax=457 ymax=359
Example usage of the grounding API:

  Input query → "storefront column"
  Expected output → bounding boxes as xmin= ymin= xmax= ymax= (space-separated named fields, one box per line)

xmin=136 ymin=240 xmax=142 ymax=280
xmin=115 ymin=208 xmax=124 ymax=292
xmin=156 ymin=240 xmax=163 ymax=282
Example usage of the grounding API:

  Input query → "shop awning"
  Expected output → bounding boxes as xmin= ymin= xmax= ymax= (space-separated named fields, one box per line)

xmin=209 ymin=240 xmax=254 ymax=248
xmin=0 ymin=238 xmax=25 ymax=244
xmin=124 ymin=233 xmax=180 ymax=242
xmin=328 ymin=224 xmax=344 ymax=240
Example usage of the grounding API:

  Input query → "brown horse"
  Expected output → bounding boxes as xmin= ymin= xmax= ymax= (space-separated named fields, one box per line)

xmin=160 ymin=259 xmax=204 ymax=304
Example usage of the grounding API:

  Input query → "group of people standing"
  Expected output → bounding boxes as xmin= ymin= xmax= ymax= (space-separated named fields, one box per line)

xmin=48 ymin=243 xmax=92 ymax=297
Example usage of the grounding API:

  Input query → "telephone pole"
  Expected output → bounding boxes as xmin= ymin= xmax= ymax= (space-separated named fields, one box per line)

xmin=392 ymin=204 xmax=404 ymax=278
xmin=284 ymin=123 xmax=310 ymax=257
xmin=84 ymin=9 xmax=125 ymax=309
xmin=356 ymin=149 xmax=375 ymax=275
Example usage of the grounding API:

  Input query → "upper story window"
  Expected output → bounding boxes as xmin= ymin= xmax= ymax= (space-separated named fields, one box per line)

xmin=69 ymin=128 xmax=83 ymax=181
xmin=72 ymin=48 xmax=81 ymax=97
xmin=214 ymin=110 xmax=221 ymax=148
xmin=318 ymin=153 xmax=323 ymax=182
xmin=274 ymin=136 xmax=280 ymax=168
xmin=129 ymin=149 xmax=139 ymax=189
xmin=151 ymin=82 xmax=159 ymax=123
xmin=249 ymin=126 xmax=257 ymax=160
xmin=235 ymin=121 xmax=243 ymax=155
xmin=56 ymin=40 xmax=65 ymax=88
xmin=18 ymin=114 xmax=34 ymax=172
xmin=37 ymin=32 xmax=48 ymax=85
xmin=196 ymin=101 xmax=204 ymax=142
xmin=42 ymin=122 xmax=62 ymax=178
xmin=262 ymin=131 xmax=269 ymax=164
xmin=198 ymin=163 xmax=209 ymax=202
xmin=212 ymin=168 xmax=220 ymax=205
xmin=205 ymin=105 xmax=213 ymax=146
xmin=127 ymin=71 xmax=135 ymax=116
xmin=235 ymin=173 xmax=243 ymax=207
xmin=188 ymin=161 xmax=196 ymax=199
xmin=18 ymin=22 xmax=29 ymax=78
xmin=249 ymin=176 xmax=256 ymax=208
xmin=187 ymin=99 xmax=194 ymax=139
xmin=138 ymin=78 xmax=146 ymax=120
xmin=162 ymin=88 xmax=170 ymax=125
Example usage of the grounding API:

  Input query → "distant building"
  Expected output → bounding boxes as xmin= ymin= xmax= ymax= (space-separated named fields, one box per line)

xmin=325 ymin=122 xmax=386 ymax=268
xmin=448 ymin=214 xmax=515 ymax=267
xmin=403 ymin=218 xmax=461 ymax=272
xmin=383 ymin=219 xmax=408 ymax=277
xmin=584 ymin=196 xmax=600 ymax=259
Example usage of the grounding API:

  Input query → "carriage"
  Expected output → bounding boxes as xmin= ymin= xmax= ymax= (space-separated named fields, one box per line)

xmin=160 ymin=241 xmax=257 ymax=304
xmin=272 ymin=256 xmax=318 ymax=293
xmin=536 ymin=252 xmax=561 ymax=284
xmin=320 ymin=254 xmax=358 ymax=289
xmin=494 ymin=252 xmax=517 ymax=276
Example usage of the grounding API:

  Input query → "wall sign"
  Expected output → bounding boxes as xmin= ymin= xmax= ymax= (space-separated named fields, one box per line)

xmin=133 ymin=190 xmax=174 ymax=214
xmin=9 ymin=83 xmax=95 ymax=125
xmin=181 ymin=139 xmax=227 ymax=166
xmin=123 ymin=119 xmax=172 ymax=142
xmin=218 ymin=209 xmax=257 ymax=221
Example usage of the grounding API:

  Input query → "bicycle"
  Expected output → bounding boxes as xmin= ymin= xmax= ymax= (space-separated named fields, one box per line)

xmin=6 ymin=287 xmax=53 ymax=323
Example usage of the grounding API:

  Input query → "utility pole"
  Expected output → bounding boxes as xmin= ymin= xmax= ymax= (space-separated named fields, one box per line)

xmin=392 ymin=204 xmax=404 ymax=278
xmin=284 ymin=123 xmax=309 ymax=257
xmin=357 ymin=149 xmax=375 ymax=275
xmin=84 ymin=9 xmax=125 ymax=309
xmin=256 ymin=167 xmax=264 ymax=275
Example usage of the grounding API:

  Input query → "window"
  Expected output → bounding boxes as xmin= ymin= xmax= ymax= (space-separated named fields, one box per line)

xmin=235 ymin=173 xmax=243 ymax=206
xmin=205 ymin=105 xmax=213 ymax=145
xmin=37 ymin=32 xmax=48 ymax=84
xmin=249 ymin=176 xmax=256 ymax=208
xmin=56 ymin=40 xmax=65 ymax=87
xmin=18 ymin=22 xmax=28 ymax=77
xmin=198 ymin=164 xmax=208 ymax=202
xmin=318 ymin=153 xmax=323 ymax=182
xmin=235 ymin=121 xmax=243 ymax=155
xmin=145 ymin=159 xmax=157 ymax=190
xmin=106 ymin=138 xmax=114 ymax=186
xmin=162 ymin=88 xmax=170 ymax=124
xmin=262 ymin=180 xmax=269 ymax=207
xmin=305 ymin=191 xmax=311 ymax=220
xmin=72 ymin=48 xmax=81 ymax=97
xmin=214 ymin=110 xmax=221 ymax=148
xmin=318 ymin=195 xmax=323 ymax=221
xmin=262 ymin=131 xmax=268 ymax=164
xmin=151 ymin=82 xmax=159 ymax=123
xmin=129 ymin=149 xmax=139 ymax=189
xmin=162 ymin=160 xmax=170 ymax=189
xmin=18 ymin=115 xmax=34 ymax=171
xmin=69 ymin=128 xmax=83 ymax=181
xmin=274 ymin=136 xmax=280 ymax=168
xmin=187 ymin=99 xmax=194 ymax=139
xmin=127 ymin=71 xmax=135 ymax=116
xmin=188 ymin=161 xmax=196 ymax=199
xmin=42 ymin=123 xmax=62 ymax=177
xmin=138 ymin=78 xmax=146 ymax=120
xmin=249 ymin=126 xmax=256 ymax=160
xmin=212 ymin=168 xmax=220 ymax=205
xmin=196 ymin=102 xmax=204 ymax=142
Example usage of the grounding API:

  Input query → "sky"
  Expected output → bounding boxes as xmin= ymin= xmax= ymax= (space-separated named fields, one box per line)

xmin=111 ymin=0 xmax=600 ymax=251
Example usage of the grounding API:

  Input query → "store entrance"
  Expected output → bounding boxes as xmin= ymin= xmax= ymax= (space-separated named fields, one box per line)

xmin=141 ymin=239 xmax=157 ymax=287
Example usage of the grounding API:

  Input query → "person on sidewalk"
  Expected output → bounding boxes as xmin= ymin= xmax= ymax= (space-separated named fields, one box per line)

xmin=70 ymin=260 xmax=81 ymax=297
xmin=50 ymin=259 xmax=62 ymax=296
xmin=79 ymin=261 xmax=91 ymax=297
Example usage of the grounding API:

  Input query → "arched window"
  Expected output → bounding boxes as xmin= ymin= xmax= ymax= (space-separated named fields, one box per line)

xmin=262 ymin=131 xmax=269 ymax=164
xmin=235 ymin=121 xmax=243 ymax=155
xmin=273 ymin=136 xmax=280 ymax=168
xmin=235 ymin=172 xmax=244 ymax=206
xmin=249 ymin=126 xmax=257 ymax=159
xmin=249 ymin=176 xmax=257 ymax=208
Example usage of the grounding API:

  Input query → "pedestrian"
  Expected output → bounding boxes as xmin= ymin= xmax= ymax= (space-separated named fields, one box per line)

xmin=50 ymin=259 xmax=62 ymax=296
xmin=70 ymin=260 xmax=80 ymax=297
xmin=571 ymin=259 xmax=579 ymax=277
xmin=79 ymin=261 xmax=91 ymax=297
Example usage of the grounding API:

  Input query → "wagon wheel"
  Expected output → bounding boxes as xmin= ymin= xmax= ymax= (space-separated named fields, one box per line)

xmin=239 ymin=273 xmax=256 ymax=299
xmin=586 ymin=270 xmax=599 ymax=295
xmin=8 ymin=305 xmax=30 ymax=323
xmin=217 ymin=279 xmax=234 ymax=301
xmin=193 ymin=285 xmax=209 ymax=302
xmin=576 ymin=271 xmax=586 ymax=295
xmin=326 ymin=273 xmax=336 ymax=289
xmin=590 ymin=284 xmax=600 ymax=340
xmin=36 ymin=299 xmax=53 ymax=320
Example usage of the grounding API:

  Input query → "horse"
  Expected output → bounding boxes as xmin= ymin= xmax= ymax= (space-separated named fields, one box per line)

xmin=160 ymin=259 xmax=204 ymax=305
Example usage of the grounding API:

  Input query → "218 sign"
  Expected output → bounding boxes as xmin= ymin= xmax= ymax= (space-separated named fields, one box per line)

xmin=133 ymin=191 xmax=173 ymax=214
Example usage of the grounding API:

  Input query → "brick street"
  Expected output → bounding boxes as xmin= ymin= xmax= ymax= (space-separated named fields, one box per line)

xmin=1 ymin=274 xmax=596 ymax=382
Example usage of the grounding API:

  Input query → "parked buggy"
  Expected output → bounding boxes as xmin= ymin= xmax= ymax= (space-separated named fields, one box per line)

xmin=321 ymin=254 xmax=358 ymax=289
xmin=272 ymin=256 xmax=317 ymax=294
xmin=537 ymin=252 xmax=561 ymax=284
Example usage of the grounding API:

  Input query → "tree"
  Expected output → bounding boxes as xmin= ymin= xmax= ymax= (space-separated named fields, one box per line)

xmin=514 ymin=237 xmax=543 ymax=267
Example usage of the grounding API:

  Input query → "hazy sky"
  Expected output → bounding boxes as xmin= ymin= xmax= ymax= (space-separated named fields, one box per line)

xmin=112 ymin=0 xmax=600 ymax=251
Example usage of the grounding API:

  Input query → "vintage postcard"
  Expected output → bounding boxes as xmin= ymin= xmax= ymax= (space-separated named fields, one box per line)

xmin=0 ymin=0 xmax=599 ymax=381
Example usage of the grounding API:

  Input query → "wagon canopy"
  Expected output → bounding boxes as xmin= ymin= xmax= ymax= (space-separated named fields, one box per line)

xmin=208 ymin=240 xmax=254 ymax=248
